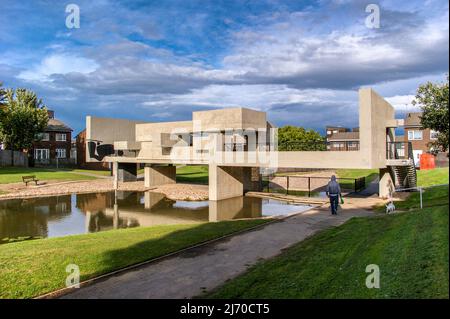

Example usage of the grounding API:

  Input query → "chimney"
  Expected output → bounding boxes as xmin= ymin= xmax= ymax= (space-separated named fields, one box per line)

xmin=47 ymin=110 xmax=55 ymax=119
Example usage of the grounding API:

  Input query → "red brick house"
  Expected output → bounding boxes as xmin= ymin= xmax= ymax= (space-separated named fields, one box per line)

xmin=326 ymin=126 xmax=360 ymax=151
xmin=31 ymin=110 xmax=73 ymax=166
xmin=403 ymin=112 xmax=448 ymax=167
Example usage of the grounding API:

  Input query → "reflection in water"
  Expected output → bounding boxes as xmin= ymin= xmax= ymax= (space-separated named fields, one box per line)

xmin=0 ymin=191 xmax=310 ymax=242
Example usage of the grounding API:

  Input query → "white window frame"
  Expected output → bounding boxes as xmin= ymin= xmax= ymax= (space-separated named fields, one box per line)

xmin=37 ymin=133 xmax=50 ymax=141
xmin=408 ymin=130 xmax=423 ymax=141
xmin=430 ymin=130 xmax=439 ymax=140
xmin=56 ymin=148 xmax=66 ymax=159
xmin=55 ymin=133 xmax=67 ymax=141
xmin=34 ymin=149 xmax=49 ymax=160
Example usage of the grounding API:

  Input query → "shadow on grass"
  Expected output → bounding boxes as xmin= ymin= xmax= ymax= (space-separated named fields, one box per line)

xmin=83 ymin=220 xmax=269 ymax=284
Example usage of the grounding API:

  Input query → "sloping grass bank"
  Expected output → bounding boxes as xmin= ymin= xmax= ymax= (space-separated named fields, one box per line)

xmin=207 ymin=186 xmax=449 ymax=299
xmin=207 ymin=206 xmax=448 ymax=298
xmin=0 ymin=219 xmax=270 ymax=299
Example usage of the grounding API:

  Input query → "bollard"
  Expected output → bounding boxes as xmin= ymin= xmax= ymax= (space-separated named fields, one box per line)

xmin=419 ymin=187 xmax=423 ymax=209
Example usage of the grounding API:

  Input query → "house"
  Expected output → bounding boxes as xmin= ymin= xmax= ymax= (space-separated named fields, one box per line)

xmin=404 ymin=112 xmax=437 ymax=155
xmin=31 ymin=110 xmax=73 ymax=166
xmin=326 ymin=126 xmax=360 ymax=151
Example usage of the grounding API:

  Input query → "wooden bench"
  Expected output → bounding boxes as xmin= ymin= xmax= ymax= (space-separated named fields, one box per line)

xmin=22 ymin=175 xmax=39 ymax=186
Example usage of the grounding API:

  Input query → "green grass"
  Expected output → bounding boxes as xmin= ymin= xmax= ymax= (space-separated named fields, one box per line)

xmin=207 ymin=179 xmax=449 ymax=299
xmin=336 ymin=169 xmax=379 ymax=189
xmin=417 ymin=167 xmax=449 ymax=187
xmin=207 ymin=202 xmax=449 ymax=298
xmin=0 ymin=219 xmax=270 ymax=299
xmin=0 ymin=167 xmax=100 ymax=184
xmin=176 ymin=165 xmax=209 ymax=184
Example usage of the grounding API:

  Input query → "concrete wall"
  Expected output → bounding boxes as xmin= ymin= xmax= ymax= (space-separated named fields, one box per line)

xmin=359 ymin=88 xmax=396 ymax=168
xmin=144 ymin=165 xmax=176 ymax=187
xmin=86 ymin=116 xmax=143 ymax=162
xmin=0 ymin=150 xmax=28 ymax=167
xmin=193 ymin=108 xmax=267 ymax=131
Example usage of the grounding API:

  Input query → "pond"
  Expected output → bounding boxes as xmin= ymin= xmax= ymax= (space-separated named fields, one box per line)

xmin=0 ymin=191 xmax=311 ymax=242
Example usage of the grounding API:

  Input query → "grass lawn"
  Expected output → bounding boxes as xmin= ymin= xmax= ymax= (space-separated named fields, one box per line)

xmin=0 ymin=167 xmax=102 ymax=184
xmin=207 ymin=186 xmax=449 ymax=299
xmin=336 ymin=168 xmax=379 ymax=189
xmin=417 ymin=167 xmax=449 ymax=187
xmin=207 ymin=208 xmax=448 ymax=298
xmin=176 ymin=165 xmax=209 ymax=184
xmin=0 ymin=219 xmax=270 ymax=299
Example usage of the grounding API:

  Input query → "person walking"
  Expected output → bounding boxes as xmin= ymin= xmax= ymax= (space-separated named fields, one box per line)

xmin=326 ymin=175 xmax=342 ymax=215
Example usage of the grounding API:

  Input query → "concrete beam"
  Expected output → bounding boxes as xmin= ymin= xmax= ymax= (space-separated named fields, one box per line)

xmin=144 ymin=165 xmax=176 ymax=187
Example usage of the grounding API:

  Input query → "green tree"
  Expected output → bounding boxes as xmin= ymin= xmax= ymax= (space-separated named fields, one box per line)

xmin=277 ymin=125 xmax=325 ymax=151
xmin=412 ymin=75 xmax=449 ymax=152
xmin=0 ymin=88 xmax=49 ymax=165
xmin=0 ymin=82 xmax=6 ymax=106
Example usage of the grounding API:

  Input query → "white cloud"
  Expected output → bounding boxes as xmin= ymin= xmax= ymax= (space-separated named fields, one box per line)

xmin=385 ymin=94 xmax=420 ymax=111
xmin=18 ymin=53 xmax=98 ymax=81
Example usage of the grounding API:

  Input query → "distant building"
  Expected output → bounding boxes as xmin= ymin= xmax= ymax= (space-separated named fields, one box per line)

xmin=326 ymin=126 xmax=360 ymax=151
xmin=76 ymin=129 xmax=111 ymax=171
xmin=404 ymin=112 xmax=448 ymax=166
xmin=31 ymin=110 xmax=74 ymax=166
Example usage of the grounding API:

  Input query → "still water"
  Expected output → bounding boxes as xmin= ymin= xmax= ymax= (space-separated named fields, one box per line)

xmin=0 ymin=191 xmax=310 ymax=242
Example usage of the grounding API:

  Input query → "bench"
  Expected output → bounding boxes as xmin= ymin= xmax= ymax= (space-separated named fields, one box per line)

xmin=22 ymin=175 xmax=39 ymax=186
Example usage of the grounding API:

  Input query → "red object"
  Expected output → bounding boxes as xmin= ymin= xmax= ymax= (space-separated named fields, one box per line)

xmin=420 ymin=153 xmax=435 ymax=170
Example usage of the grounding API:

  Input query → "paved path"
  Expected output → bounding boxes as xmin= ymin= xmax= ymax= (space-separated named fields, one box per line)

xmin=62 ymin=205 xmax=373 ymax=299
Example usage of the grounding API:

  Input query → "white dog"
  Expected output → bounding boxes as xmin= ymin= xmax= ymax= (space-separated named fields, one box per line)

xmin=385 ymin=201 xmax=396 ymax=214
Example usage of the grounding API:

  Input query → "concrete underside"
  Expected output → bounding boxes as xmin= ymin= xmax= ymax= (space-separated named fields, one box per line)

xmin=61 ymin=205 xmax=373 ymax=299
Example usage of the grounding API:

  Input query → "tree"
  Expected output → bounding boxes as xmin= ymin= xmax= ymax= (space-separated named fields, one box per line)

xmin=0 ymin=88 xmax=49 ymax=165
xmin=0 ymin=82 xmax=6 ymax=106
xmin=277 ymin=125 xmax=326 ymax=151
xmin=412 ymin=75 xmax=449 ymax=152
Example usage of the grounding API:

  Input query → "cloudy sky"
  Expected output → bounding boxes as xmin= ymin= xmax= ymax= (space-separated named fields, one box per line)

xmin=0 ymin=0 xmax=448 ymax=134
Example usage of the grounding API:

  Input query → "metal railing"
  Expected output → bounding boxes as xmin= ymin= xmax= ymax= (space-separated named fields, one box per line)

xmin=386 ymin=141 xmax=413 ymax=160
xmin=279 ymin=141 xmax=359 ymax=151
xmin=262 ymin=174 xmax=366 ymax=197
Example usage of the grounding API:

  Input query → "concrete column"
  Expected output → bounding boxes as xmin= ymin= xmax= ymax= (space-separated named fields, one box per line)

xmin=209 ymin=165 xmax=244 ymax=201
xmin=118 ymin=163 xmax=137 ymax=182
xmin=144 ymin=191 xmax=166 ymax=210
xmin=242 ymin=167 xmax=262 ymax=192
xmin=144 ymin=165 xmax=176 ymax=187
xmin=113 ymin=161 xmax=118 ymax=190
xmin=209 ymin=196 xmax=244 ymax=221
xmin=379 ymin=168 xmax=395 ymax=199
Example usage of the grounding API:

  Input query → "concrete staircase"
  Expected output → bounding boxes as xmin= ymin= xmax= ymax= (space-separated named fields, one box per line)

xmin=390 ymin=162 xmax=417 ymax=189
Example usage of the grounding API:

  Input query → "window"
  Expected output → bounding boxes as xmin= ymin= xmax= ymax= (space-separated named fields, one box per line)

xmin=37 ymin=133 xmax=50 ymax=141
xmin=430 ymin=130 xmax=439 ymax=140
xmin=56 ymin=148 xmax=66 ymax=158
xmin=56 ymin=133 xmax=66 ymax=141
xmin=34 ymin=149 xmax=49 ymax=160
xmin=408 ymin=130 xmax=423 ymax=140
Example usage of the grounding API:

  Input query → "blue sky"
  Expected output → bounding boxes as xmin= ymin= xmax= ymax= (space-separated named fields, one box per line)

xmin=0 ymin=0 xmax=448 ymax=134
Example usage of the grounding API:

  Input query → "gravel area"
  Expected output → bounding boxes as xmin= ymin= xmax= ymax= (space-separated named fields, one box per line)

xmin=0 ymin=179 xmax=209 ymax=201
